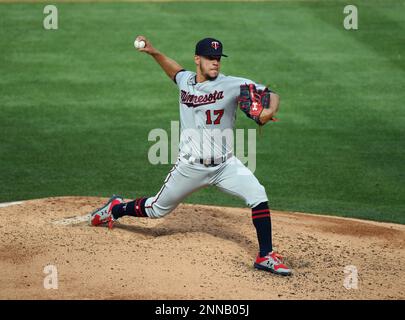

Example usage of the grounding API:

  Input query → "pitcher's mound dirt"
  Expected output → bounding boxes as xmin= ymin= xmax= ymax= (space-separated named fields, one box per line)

xmin=0 ymin=196 xmax=404 ymax=300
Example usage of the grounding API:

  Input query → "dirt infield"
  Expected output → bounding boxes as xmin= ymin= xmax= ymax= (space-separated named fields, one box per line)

xmin=0 ymin=196 xmax=404 ymax=300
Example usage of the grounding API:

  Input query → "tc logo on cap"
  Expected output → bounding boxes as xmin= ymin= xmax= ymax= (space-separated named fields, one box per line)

xmin=211 ymin=41 xmax=220 ymax=50
xmin=195 ymin=38 xmax=228 ymax=57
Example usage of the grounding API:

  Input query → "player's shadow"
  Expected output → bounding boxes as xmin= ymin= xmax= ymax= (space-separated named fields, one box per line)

xmin=114 ymin=207 xmax=256 ymax=254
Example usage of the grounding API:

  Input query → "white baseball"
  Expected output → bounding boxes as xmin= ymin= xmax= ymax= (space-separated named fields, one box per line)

xmin=134 ymin=39 xmax=145 ymax=49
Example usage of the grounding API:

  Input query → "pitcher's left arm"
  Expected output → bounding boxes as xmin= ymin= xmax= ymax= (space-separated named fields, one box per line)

xmin=259 ymin=92 xmax=280 ymax=125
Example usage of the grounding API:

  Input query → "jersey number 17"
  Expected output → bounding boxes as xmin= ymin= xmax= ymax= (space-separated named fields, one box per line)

xmin=206 ymin=109 xmax=224 ymax=125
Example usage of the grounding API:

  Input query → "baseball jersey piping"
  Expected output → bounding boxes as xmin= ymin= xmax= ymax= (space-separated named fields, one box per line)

xmin=145 ymin=162 xmax=179 ymax=209
xmin=173 ymin=69 xmax=186 ymax=84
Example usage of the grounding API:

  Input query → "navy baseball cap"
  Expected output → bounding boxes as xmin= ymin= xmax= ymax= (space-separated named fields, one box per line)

xmin=195 ymin=38 xmax=228 ymax=57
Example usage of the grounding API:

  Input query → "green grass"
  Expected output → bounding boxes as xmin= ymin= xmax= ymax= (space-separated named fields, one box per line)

xmin=0 ymin=1 xmax=404 ymax=223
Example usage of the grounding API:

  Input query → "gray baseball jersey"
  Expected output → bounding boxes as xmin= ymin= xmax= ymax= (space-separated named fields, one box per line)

xmin=175 ymin=70 xmax=266 ymax=159
xmin=143 ymin=71 xmax=269 ymax=218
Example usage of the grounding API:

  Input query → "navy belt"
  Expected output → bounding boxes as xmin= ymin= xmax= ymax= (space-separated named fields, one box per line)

xmin=198 ymin=152 xmax=233 ymax=167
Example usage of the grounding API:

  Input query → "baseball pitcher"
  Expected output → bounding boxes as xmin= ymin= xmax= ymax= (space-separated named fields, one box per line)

xmin=90 ymin=36 xmax=291 ymax=276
